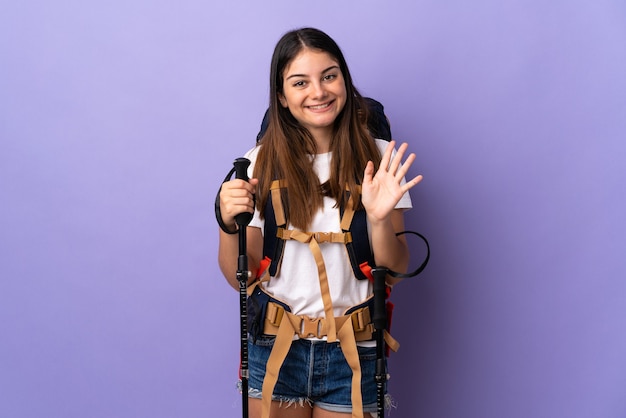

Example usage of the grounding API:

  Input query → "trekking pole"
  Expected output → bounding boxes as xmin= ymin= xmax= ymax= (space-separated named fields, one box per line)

xmin=371 ymin=231 xmax=431 ymax=417
xmin=372 ymin=266 xmax=389 ymax=418
xmin=233 ymin=157 xmax=253 ymax=418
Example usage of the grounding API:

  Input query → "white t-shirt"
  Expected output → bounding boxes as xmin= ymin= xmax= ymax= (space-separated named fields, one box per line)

xmin=245 ymin=139 xmax=412 ymax=319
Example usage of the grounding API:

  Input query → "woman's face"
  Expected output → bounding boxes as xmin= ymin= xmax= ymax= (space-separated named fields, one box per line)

xmin=279 ymin=48 xmax=347 ymax=143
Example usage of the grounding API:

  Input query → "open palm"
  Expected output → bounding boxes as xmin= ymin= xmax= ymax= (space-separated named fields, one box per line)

xmin=361 ymin=141 xmax=423 ymax=221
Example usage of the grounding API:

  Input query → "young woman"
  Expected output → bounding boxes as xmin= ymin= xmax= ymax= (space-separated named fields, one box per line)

xmin=218 ymin=27 xmax=423 ymax=418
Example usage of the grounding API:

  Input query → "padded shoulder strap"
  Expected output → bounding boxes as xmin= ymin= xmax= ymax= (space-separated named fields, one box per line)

xmin=341 ymin=188 xmax=375 ymax=281
xmin=263 ymin=180 xmax=287 ymax=277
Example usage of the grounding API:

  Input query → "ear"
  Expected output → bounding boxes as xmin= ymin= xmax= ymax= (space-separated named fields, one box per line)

xmin=278 ymin=93 xmax=287 ymax=108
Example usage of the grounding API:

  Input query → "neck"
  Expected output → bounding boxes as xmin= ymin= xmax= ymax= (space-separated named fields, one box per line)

xmin=311 ymin=129 xmax=332 ymax=154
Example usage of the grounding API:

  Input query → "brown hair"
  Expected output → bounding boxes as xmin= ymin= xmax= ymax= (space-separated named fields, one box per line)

xmin=254 ymin=27 xmax=382 ymax=230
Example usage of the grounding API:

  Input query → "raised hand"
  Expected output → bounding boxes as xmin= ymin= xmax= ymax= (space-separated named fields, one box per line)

xmin=361 ymin=141 xmax=423 ymax=222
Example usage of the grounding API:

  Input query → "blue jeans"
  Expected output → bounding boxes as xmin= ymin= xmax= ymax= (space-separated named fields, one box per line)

xmin=247 ymin=336 xmax=382 ymax=413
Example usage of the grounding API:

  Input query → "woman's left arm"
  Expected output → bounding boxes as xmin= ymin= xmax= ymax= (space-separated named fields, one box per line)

xmin=362 ymin=141 xmax=423 ymax=284
xmin=368 ymin=209 xmax=410 ymax=285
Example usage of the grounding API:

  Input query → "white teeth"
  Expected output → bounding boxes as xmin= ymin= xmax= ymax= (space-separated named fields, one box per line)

xmin=308 ymin=103 xmax=330 ymax=110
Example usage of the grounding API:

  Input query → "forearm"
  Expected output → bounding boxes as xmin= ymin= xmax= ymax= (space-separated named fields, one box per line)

xmin=217 ymin=176 xmax=261 ymax=290
xmin=218 ymin=226 xmax=262 ymax=290
xmin=369 ymin=209 xmax=410 ymax=285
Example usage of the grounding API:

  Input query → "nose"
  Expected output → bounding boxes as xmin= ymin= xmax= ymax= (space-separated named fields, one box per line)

xmin=310 ymin=80 xmax=327 ymax=100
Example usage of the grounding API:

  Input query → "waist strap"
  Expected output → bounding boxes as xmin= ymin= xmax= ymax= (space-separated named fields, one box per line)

xmin=263 ymin=300 xmax=399 ymax=352
xmin=264 ymin=301 xmax=374 ymax=341
xmin=259 ymin=301 xmax=399 ymax=418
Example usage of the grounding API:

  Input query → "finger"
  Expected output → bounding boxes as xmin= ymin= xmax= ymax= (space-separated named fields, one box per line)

xmin=230 ymin=178 xmax=257 ymax=194
xmin=221 ymin=182 xmax=255 ymax=209
xmin=222 ymin=188 xmax=251 ymax=204
xmin=222 ymin=196 xmax=255 ymax=220
xmin=388 ymin=142 xmax=409 ymax=174
xmin=222 ymin=179 xmax=257 ymax=200
xmin=379 ymin=140 xmax=396 ymax=171
xmin=384 ymin=142 xmax=412 ymax=178
xmin=363 ymin=160 xmax=375 ymax=184
xmin=402 ymin=174 xmax=423 ymax=192
xmin=394 ymin=152 xmax=416 ymax=180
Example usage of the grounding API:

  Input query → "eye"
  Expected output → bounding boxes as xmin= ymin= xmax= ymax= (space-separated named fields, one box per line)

xmin=292 ymin=80 xmax=306 ymax=88
xmin=323 ymin=74 xmax=337 ymax=81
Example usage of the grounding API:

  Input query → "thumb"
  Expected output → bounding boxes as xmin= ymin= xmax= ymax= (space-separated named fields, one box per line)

xmin=363 ymin=161 xmax=374 ymax=184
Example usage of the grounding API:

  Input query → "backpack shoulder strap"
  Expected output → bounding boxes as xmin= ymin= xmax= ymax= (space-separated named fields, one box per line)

xmin=262 ymin=180 xmax=287 ymax=277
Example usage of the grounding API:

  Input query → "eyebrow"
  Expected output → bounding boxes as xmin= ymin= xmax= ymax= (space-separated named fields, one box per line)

xmin=285 ymin=65 xmax=340 ymax=80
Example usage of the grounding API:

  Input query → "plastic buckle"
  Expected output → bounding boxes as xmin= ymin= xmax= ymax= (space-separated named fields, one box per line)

xmin=314 ymin=232 xmax=331 ymax=243
xmin=299 ymin=316 xmax=324 ymax=339
xmin=266 ymin=302 xmax=284 ymax=327
xmin=351 ymin=309 xmax=366 ymax=332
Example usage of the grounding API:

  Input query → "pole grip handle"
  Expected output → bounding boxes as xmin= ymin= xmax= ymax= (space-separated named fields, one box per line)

xmin=233 ymin=158 xmax=253 ymax=227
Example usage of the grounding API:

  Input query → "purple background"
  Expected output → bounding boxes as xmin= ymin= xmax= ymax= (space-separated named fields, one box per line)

xmin=1 ymin=1 xmax=625 ymax=417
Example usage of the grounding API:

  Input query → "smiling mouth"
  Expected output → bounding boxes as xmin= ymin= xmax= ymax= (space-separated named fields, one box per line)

xmin=306 ymin=101 xmax=333 ymax=110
